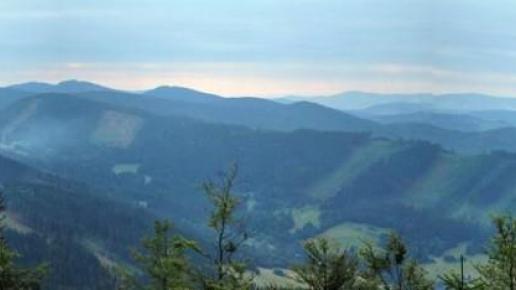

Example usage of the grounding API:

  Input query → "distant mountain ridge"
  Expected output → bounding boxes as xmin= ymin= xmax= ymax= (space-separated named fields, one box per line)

xmin=281 ymin=91 xmax=516 ymax=112
xmin=3 ymin=80 xmax=516 ymax=154
xmin=6 ymin=80 xmax=119 ymax=94
xmin=7 ymin=80 xmax=115 ymax=94
xmin=7 ymin=80 xmax=516 ymax=112
xmin=75 ymin=89 xmax=377 ymax=133
xmin=0 ymin=92 xmax=512 ymax=269
xmin=2 ymin=82 xmax=516 ymax=288
xmin=145 ymin=86 xmax=223 ymax=103
xmin=368 ymin=111 xmax=510 ymax=132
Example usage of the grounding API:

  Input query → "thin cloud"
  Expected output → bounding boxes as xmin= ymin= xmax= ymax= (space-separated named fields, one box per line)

xmin=0 ymin=0 xmax=515 ymax=96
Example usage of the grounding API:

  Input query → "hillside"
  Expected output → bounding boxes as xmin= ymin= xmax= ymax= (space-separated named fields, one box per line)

xmin=76 ymin=90 xmax=377 ymax=132
xmin=0 ymin=93 xmax=511 ymax=270
xmin=80 ymin=89 xmax=516 ymax=154
xmin=5 ymin=83 xmax=516 ymax=154
xmin=0 ymin=153 xmax=155 ymax=289
xmin=367 ymin=111 xmax=509 ymax=132
xmin=3 ymin=88 xmax=516 ymax=288
xmin=0 ymin=88 xmax=33 ymax=110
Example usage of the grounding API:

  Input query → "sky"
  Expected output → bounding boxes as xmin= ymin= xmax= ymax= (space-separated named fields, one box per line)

xmin=0 ymin=0 xmax=516 ymax=97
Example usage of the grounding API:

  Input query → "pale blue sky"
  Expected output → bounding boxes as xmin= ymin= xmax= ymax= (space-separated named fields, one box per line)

xmin=1 ymin=0 xmax=515 ymax=96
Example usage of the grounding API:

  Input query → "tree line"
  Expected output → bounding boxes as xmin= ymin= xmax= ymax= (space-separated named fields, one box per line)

xmin=3 ymin=165 xmax=516 ymax=289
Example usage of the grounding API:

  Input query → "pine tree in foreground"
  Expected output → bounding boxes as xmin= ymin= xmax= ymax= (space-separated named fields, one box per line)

xmin=130 ymin=165 xmax=252 ymax=290
xmin=360 ymin=232 xmax=433 ymax=290
xmin=132 ymin=220 xmax=199 ymax=290
xmin=199 ymin=164 xmax=253 ymax=290
xmin=128 ymin=168 xmax=516 ymax=290
xmin=440 ymin=269 xmax=484 ymax=290
xmin=290 ymin=237 xmax=359 ymax=290
xmin=441 ymin=215 xmax=516 ymax=290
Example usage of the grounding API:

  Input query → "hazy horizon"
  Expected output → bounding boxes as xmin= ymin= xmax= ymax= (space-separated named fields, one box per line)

xmin=5 ymin=78 xmax=516 ymax=99
xmin=1 ymin=0 xmax=516 ymax=97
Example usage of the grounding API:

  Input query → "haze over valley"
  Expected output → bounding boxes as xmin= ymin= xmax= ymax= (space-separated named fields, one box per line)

xmin=2 ymin=0 xmax=516 ymax=289
xmin=0 ymin=80 xmax=515 ymax=287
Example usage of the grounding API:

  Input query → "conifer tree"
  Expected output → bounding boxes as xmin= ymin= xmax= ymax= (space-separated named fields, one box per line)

xmin=133 ymin=220 xmax=199 ymax=290
xmin=360 ymin=232 xmax=433 ymax=290
xmin=474 ymin=215 xmax=516 ymax=290
xmin=200 ymin=164 xmax=253 ymax=290
xmin=291 ymin=237 xmax=358 ymax=290
xmin=440 ymin=270 xmax=484 ymax=290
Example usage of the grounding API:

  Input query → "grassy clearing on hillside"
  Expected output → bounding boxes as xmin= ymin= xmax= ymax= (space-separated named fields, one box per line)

xmin=144 ymin=175 xmax=152 ymax=184
xmin=305 ymin=140 xmax=400 ymax=200
xmin=0 ymin=100 xmax=40 ymax=156
xmin=406 ymin=154 xmax=516 ymax=225
xmin=5 ymin=213 xmax=33 ymax=234
xmin=112 ymin=163 xmax=141 ymax=175
xmin=92 ymin=110 xmax=143 ymax=148
xmin=82 ymin=239 xmax=119 ymax=270
xmin=403 ymin=153 xmax=460 ymax=207
xmin=289 ymin=206 xmax=321 ymax=233
xmin=1 ymin=99 xmax=39 ymax=143
xmin=317 ymin=222 xmax=389 ymax=249
xmin=253 ymin=267 xmax=305 ymax=289
xmin=423 ymin=243 xmax=488 ymax=279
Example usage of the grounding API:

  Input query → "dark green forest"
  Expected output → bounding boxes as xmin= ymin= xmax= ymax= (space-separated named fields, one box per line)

xmin=3 ymin=166 xmax=516 ymax=290
xmin=1 ymin=83 xmax=516 ymax=289
xmin=2 ymin=0 xmax=516 ymax=286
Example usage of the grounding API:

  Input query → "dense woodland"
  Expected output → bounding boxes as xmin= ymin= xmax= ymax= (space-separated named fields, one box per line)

xmin=2 ymin=83 xmax=516 ymax=289
xmin=2 ymin=0 xmax=516 ymax=285
xmin=2 ymin=166 xmax=516 ymax=290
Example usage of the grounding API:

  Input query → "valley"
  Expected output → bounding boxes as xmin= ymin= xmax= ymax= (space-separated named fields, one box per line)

xmin=0 ymin=81 xmax=515 ymax=288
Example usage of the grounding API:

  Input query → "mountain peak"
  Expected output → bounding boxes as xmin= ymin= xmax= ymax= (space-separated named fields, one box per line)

xmin=6 ymin=79 xmax=113 ymax=94
xmin=6 ymin=81 xmax=54 ymax=93
xmin=144 ymin=86 xmax=223 ymax=103
xmin=55 ymin=80 xmax=113 ymax=92
xmin=6 ymin=79 xmax=114 ymax=94
xmin=57 ymin=79 xmax=91 ymax=86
